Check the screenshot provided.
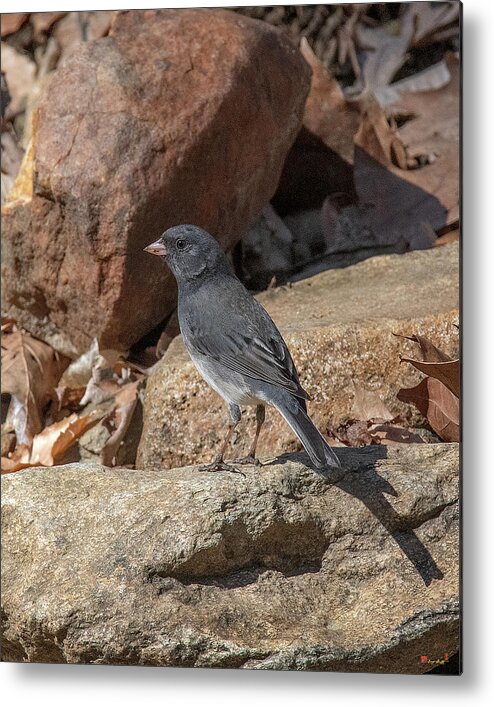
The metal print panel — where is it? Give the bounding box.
[1,2,461,674]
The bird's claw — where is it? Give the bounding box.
[230,455,261,467]
[197,460,246,477]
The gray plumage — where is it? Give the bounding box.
[144,224,340,472]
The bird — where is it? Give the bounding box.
[144,224,341,474]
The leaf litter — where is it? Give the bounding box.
[1,323,146,474]
[395,329,460,443]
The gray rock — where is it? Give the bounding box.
[2,443,459,670]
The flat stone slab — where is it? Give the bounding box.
[137,244,459,469]
[2,443,459,671]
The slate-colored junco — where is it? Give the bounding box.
[144,224,340,474]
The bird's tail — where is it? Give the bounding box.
[275,399,341,470]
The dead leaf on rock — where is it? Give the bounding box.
[369,422,425,444]
[353,100,443,249]
[1,330,70,446]
[355,10,415,96]
[351,384,394,422]
[352,53,459,250]
[1,411,101,473]
[400,358,460,398]
[393,332,451,363]
[375,57,453,107]
[435,227,460,248]
[328,419,376,448]
[397,377,459,442]
[396,327,459,443]
[354,94,408,169]
[60,338,124,389]
[353,2,459,99]
[327,416,425,448]
[31,411,100,466]
[79,373,121,407]
[100,381,141,466]
[54,385,86,412]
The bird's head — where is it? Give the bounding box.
[144,224,230,283]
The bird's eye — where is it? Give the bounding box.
[176,238,186,251]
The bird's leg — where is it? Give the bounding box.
[198,404,245,475]
[232,404,265,466]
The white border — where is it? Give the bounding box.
[2,0,493,703]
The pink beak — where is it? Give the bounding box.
[144,239,167,257]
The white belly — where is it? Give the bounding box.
[189,350,264,408]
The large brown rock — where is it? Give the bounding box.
[1,8,310,358]
[1,444,459,669]
[137,244,459,470]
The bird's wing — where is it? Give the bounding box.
[187,324,311,401]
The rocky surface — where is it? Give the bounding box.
[1,8,310,358]
[137,244,459,470]
[1,443,459,670]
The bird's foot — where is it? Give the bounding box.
[197,459,246,477]
[230,455,261,467]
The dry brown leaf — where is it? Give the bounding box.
[395,330,459,398]
[355,10,416,94]
[327,417,425,448]
[351,384,394,422]
[1,411,101,473]
[435,228,460,247]
[1,330,70,446]
[1,444,38,473]
[389,52,460,222]
[354,3,459,96]
[375,58,452,107]
[354,101,445,239]
[328,419,376,448]
[79,375,121,406]
[31,412,100,466]
[352,53,459,248]
[368,422,425,445]
[400,358,460,398]
[397,377,459,442]
[100,381,141,466]
[54,385,86,412]
[393,332,451,363]
[354,94,408,168]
